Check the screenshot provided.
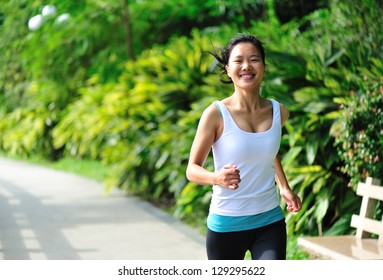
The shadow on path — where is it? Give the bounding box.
[0,158,206,260]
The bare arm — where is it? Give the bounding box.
[275,154,302,212]
[186,104,240,190]
[275,102,302,212]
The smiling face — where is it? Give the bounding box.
[225,42,266,92]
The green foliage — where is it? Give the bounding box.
[109,31,218,201]
[52,79,128,159]
[0,0,36,111]
[51,30,218,207]
[332,65,383,189]
[0,80,62,158]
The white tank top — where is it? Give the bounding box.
[210,99,281,216]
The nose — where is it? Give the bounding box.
[242,61,252,70]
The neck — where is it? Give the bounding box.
[231,87,264,111]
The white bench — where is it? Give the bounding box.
[298,177,383,259]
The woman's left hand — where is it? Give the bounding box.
[280,188,302,212]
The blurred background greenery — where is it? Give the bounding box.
[1,0,382,259]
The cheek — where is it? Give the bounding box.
[226,64,239,74]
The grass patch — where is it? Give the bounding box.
[43,157,110,182]
[0,151,109,182]
[287,236,311,260]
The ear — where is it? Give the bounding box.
[225,65,230,77]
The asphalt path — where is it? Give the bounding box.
[0,157,206,260]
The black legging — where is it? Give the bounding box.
[206,219,286,260]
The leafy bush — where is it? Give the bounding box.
[52,30,218,206]
[109,31,219,201]
[332,61,383,189]
[0,80,62,159]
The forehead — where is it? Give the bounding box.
[229,42,261,58]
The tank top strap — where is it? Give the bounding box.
[213,101,223,118]
[213,100,235,130]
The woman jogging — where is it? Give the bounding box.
[186,34,302,260]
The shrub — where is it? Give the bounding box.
[333,77,383,189]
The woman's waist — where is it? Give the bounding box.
[209,188,279,216]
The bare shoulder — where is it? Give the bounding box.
[279,102,290,126]
[197,102,222,132]
[198,102,223,142]
[200,102,221,123]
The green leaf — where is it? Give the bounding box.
[306,141,318,165]
[315,197,329,224]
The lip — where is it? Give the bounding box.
[239,73,255,79]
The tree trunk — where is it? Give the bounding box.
[121,0,136,60]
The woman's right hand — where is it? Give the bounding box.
[216,164,241,190]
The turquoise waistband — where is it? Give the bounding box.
[207,206,284,233]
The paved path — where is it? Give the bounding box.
[0,157,206,260]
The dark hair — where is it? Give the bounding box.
[209,34,266,84]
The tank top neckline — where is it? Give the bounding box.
[216,99,276,135]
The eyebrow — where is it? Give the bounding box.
[232,54,261,59]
